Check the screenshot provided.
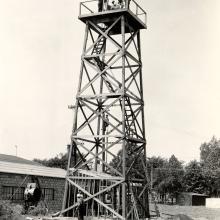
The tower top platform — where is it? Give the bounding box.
[79,0,147,34]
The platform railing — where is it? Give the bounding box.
[129,0,147,25]
[79,0,147,26]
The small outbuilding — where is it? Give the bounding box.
[0,154,66,212]
[177,192,208,206]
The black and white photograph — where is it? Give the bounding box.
[0,0,220,219]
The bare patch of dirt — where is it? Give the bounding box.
[150,204,220,220]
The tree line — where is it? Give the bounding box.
[147,136,220,202]
[33,136,220,202]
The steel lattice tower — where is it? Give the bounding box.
[61,1,149,219]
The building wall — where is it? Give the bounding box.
[206,198,220,208]
[192,195,206,206]
[177,193,207,206]
[176,193,192,206]
[0,172,65,213]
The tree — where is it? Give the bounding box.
[200,136,220,197]
[200,136,220,169]
[110,152,184,204]
[146,156,168,189]
[183,160,208,194]
[33,149,83,170]
[168,155,183,170]
[33,153,68,169]
[147,155,184,204]
[147,156,168,170]
[156,155,184,203]
[202,168,220,197]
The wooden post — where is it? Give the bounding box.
[121,15,127,219]
[61,144,72,214]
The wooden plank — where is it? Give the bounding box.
[78,9,147,32]
[81,2,94,14]
[72,134,123,138]
[80,99,123,134]
[70,137,123,172]
[74,138,123,177]
[73,97,121,136]
[69,176,123,180]
[77,93,122,99]
[78,54,122,96]
[85,16,122,55]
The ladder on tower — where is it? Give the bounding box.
[92,36,138,139]
[124,97,137,137]
[92,34,106,55]
[94,58,137,138]
[92,35,115,91]
[94,57,115,93]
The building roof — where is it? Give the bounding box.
[179,192,208,197]
[0,154,66,179]
[0,154,42,166]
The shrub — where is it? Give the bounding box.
[0,200,25,220]
[27,201,48,216]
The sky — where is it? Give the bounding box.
[0,0,220,163]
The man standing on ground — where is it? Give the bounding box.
[77,192,85,220]
[98,0,103,11]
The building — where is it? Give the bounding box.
[177,192,208,206]
[206,198,220,208]
[0,154,66,212]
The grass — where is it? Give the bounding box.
[150,203,220,220]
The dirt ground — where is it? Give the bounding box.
[15,204,220,220]
[151,204,220,220]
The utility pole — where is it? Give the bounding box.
[15,145,18,157]
[151,166,154,190]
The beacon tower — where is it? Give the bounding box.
[61,1,148,219]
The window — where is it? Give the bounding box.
[2,186,25,201]
[42,188,54,201]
